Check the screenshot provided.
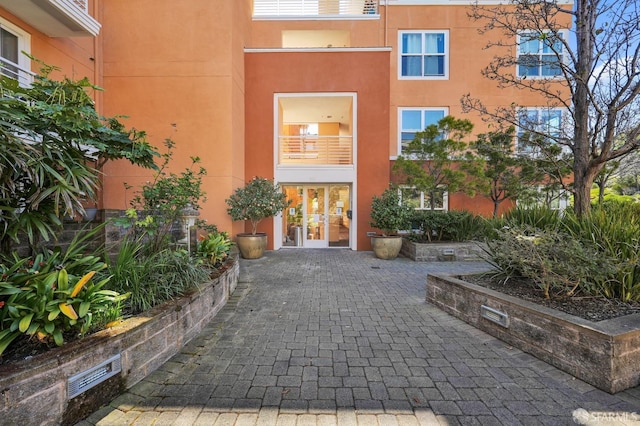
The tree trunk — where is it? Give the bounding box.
[572,0,596,218]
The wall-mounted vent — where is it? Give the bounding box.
[481,305,509,328]
[68,354,121,399]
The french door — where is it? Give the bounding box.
[282,185,351,248]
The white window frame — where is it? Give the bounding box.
[0,19,31,86]
[400,186,449,212]
[516,107,565,155]
[516,30,567,79]
[397,107,448,156]
[398,30,449,80]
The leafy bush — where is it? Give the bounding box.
[0,225,126,355]
[0,61,157,255]
[196,231,233,268]
[122,139,207,253]
[369,187,412,236]
[408,210,488,242]
[226,177,290,235]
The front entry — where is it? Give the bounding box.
[282,185,351,248]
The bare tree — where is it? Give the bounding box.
[462,0,640,217]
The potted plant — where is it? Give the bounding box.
[369,186,412,259]
[226,177,290,259]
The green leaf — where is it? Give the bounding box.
[19,313,34,333]
[78,301,90,318]
[44,322,54,334]
[53,329,63,346]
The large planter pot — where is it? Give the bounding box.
[236,233,267,259]
[371,235,403,260]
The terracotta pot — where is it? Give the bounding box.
[236,233,267,259]
[371,235,403,260]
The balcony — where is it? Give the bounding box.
[0,0,101,37]
[0,57,35,87]
[254,0,378,18]
[279,135,353,166]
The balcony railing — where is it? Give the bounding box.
[0,0,100,37]
[0,57,35,87]
[279,135,353,165]
[73,0,88,12]
[254,0,378,17]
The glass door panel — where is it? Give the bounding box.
[305,187,327,248]
[328,185,350,247]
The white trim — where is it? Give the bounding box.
[516,106,568,154]
[273,92,358,250]
[398,30,449,80]
[396,106,449,156]
[245,47,392,53]
[253,15,380,21]
[516,29,568,79]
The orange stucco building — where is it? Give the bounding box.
[0,0,569,251]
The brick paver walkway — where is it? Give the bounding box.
[79,250,640,425]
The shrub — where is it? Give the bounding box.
[226,177,290,235]
[105,243,210,315]
[0,225,126,355]
[408,210,488,242]
[122,139,207,253]
[502,205,562,230]
[196,231,233,268]
[561,205,640,301]
[369,187,412,236]
[486,225,618,299]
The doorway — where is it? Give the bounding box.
[282,184,351,248]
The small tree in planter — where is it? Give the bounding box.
[369,187,412,259]
[226,177,290,259]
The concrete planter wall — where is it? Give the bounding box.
[0,258,239,425]
[426,273,640,394]
[401,239,486,261]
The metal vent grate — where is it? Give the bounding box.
[68,354,121,399]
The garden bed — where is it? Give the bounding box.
[401,239,486,261]
[426,273,640,394]
[0,257,239,426]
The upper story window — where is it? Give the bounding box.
[517,31,564,78]
[0,20,32,86]
[399,31,448,79]
[517,108,563,154]
[398,107,447,155]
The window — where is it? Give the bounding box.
[517,108,563,154]
[398,107,447,154]
[517,31,564,77]
[399,31,448,79]
[400,187,448,211]
[517,187,569,211]
[0,20,31,85]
